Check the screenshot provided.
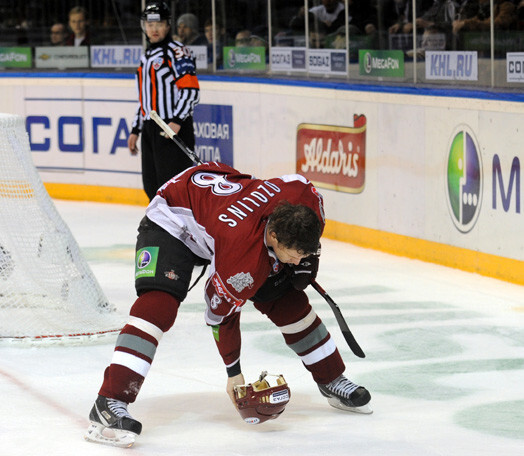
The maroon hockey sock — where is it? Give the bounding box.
[130,290,180,332]
[254,290,345,385]
[99,291,180,403]
[303,349,345,385]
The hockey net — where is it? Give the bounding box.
[0,113,124,346]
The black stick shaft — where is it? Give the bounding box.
[311,279,366,358]
[150,110,203,165]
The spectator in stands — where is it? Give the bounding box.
[328,25,346,49]
[250,34,268,48]
[400,0,460,55]
[65,6,91,46]
[384,0,434,35]
[235,29,253,47]
[234,29,268,60]
[176,13,207,45]
[49,22,68,46]
[453,0,517,35]
[294,0,377,37]
[290,0,345,34]
[415,0,460,36]
[309,22,328,48]
[518,0,524,29]
[204,18,226,66]
[346,0,378,36]
[321,0,377,49]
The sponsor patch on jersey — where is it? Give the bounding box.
[135,247,159,279]
[226,272,254,293]
[153,57,163,70]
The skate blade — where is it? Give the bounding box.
[327,397,373,414]
[84,422,138,448]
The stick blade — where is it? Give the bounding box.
[342,330,366,358]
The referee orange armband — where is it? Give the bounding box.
[176,74,200,89]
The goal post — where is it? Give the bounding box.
[0,113,124,345]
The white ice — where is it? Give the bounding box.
[1,200,523,456]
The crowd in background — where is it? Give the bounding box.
[1,0,523,58]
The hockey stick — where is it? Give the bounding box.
[310,279,366,358]
[149,110,203,165]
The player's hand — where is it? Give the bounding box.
[128,133,139,155]
[290,244,321,291]
[226,373,245,408]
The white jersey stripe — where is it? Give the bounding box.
[300,337,337,366]
[278,308,317,334]
[128,316,163,343]
[111,351,152,377]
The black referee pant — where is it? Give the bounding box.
[140,116,195,201]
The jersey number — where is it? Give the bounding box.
[192,172,242,195]
[173,47,193,60]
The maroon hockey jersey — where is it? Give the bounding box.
[145,162,325,368]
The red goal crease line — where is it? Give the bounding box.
[0,327,123,346]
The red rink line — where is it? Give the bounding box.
[0,366,150,452]
[0,366,87,428]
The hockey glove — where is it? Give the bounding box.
[290,245,320,291]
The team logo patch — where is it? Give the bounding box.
[135,247,159,279]
[164,270,179,280]
[153,57,163,70]
[227,272,254,293]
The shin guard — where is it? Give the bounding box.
[99,290,180,403]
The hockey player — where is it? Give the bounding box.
[85,162,372,447]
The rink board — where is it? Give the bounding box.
[0,73,522,284]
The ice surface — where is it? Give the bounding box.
[1,200,523,455]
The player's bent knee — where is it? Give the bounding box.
[254,288,310,326]
[130,290,180,332]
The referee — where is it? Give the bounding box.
[128,1,200,201]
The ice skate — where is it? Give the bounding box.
[318,375,373,414]
[84,395,142,448]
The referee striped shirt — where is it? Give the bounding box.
[131,39,200,134]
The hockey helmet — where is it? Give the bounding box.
[141,1,171,23]
[234,371,290,425]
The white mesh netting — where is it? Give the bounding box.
[0,113,124,345]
